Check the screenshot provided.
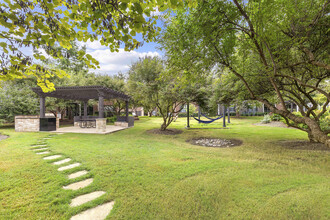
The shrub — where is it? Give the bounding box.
[107,116,117,123]
[261,114,271,123]
[270,113,282,121]
[178,112,198,117]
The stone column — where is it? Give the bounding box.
[84,101,88,117]
[125,100,129,122]
[98,95,104,118]
[40,96,45,118]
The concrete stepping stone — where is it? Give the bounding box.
[43,155,62,160]
[32,148,48,151]
[68,170,89,179]
[53,158,71,165]
[31,144,47,147]
[58,163,81,171]
[70,201,114,220]
[36,151,50,155]
[70,191,106,207]
[63,178,93,190]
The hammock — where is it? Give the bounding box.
[192,115,223,124]
[201,113,222,120]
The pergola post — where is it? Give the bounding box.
[125,100,129,122]
[98,95,104,118]
[84,101,88,117]
[39,96,45,118]
[187,101,190,128]
[223,105,226,127]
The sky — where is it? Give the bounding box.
[79,39,162,75]
[74,7,165,76]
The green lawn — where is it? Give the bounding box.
[0,117,329,219]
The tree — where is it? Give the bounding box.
[0,79,38,122]
[128,56,189,130]
[86,73,127,116]
[0,0,195,91]
[160,0,330,147]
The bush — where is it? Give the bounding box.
[261,114,271,123]
[107,116,117,123]
[270,113,282,121]
[178,112,198,117]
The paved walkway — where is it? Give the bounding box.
[52,125,127,134]
[30,134,114,219]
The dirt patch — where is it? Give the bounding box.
[188,138,242,148]
[147,128,183,135]
[0,134,8,141]
[253,121,296,129]
[277,140,329,151]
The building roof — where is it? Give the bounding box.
[32,86,130,101]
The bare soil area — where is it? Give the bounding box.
[0,134,9,141]
[277,140,329,151]
[253,121,296,129]
[147,128,183,135]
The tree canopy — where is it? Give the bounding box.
[160,0,330,146]
[0,0,195,91]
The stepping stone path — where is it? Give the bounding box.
[58,163,81,171]
[36,151,50,155]
[44,155,62,160]
[31,144,47,147]
[63,178,93,190]
[32,147,48,151]
[30,134,114,219]
[53,158,71,165]
[70,191,106,207]
[71,201,115,220]
[68,170,88,179]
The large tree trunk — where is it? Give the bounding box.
[304,117,330,147]
[262,100,330,147]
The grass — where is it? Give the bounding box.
[0,117,329,219]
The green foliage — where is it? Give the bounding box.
[0,0,195,91]
[161,0,330,145]
[106,116,117,124]
[177,112,198,118]
[270,113,282,121]
[0,79,38,122]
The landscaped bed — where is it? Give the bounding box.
[0,117,329,219]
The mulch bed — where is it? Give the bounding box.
[147,128,183,135]
[253,121,296,129]
[277,140,329,151]
[188,137,243,148]
[0,134,9,141]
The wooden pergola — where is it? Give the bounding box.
[32,86,130,121]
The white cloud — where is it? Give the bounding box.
[85,46,160,75]
[79,39,106,50]
[79,39,160,74]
